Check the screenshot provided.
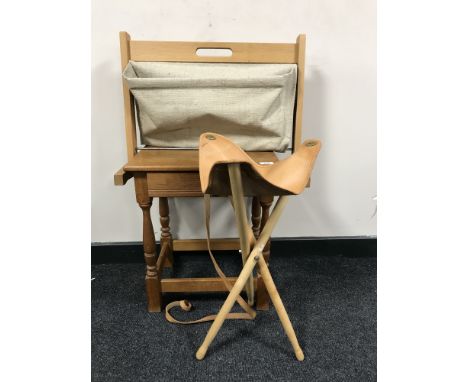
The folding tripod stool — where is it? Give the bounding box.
[196,132,321,361]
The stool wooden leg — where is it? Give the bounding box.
[135,174,162,312]
[196,196,290,360]
[257,195,274,310]
[198,251,304,361]
[228,164,255,306]
[257,255,304,361]
[159,197,173,268]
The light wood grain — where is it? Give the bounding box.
[195,196,304,360]
[293,34,306,152]
[258,255,304,361]
[119,32,138,159]
[228,164,255,305]
[129,40,297,63]
[196,251,260,360]
[196,196,289,360]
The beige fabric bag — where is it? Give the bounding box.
[122,61,297,152]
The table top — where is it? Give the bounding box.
[123,149,279,172]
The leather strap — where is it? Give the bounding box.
[165,195,256,324]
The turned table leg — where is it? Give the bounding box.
[252,196,267,309]
[135,174,162,312]
[251,197,261,239]
[256,195,274,310]
[260,196,274,262]
[159,197,174,268]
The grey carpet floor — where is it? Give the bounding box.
[92,249,376,381]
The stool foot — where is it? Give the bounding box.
[295,348,305,361]
[195,347,207,360]
[195,252,260,360]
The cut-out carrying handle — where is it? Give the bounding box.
[196,47,233,57]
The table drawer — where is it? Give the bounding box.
[147,172,203,196]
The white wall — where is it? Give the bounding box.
[91,0,376,243]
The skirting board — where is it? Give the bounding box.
[91,237,376,264]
